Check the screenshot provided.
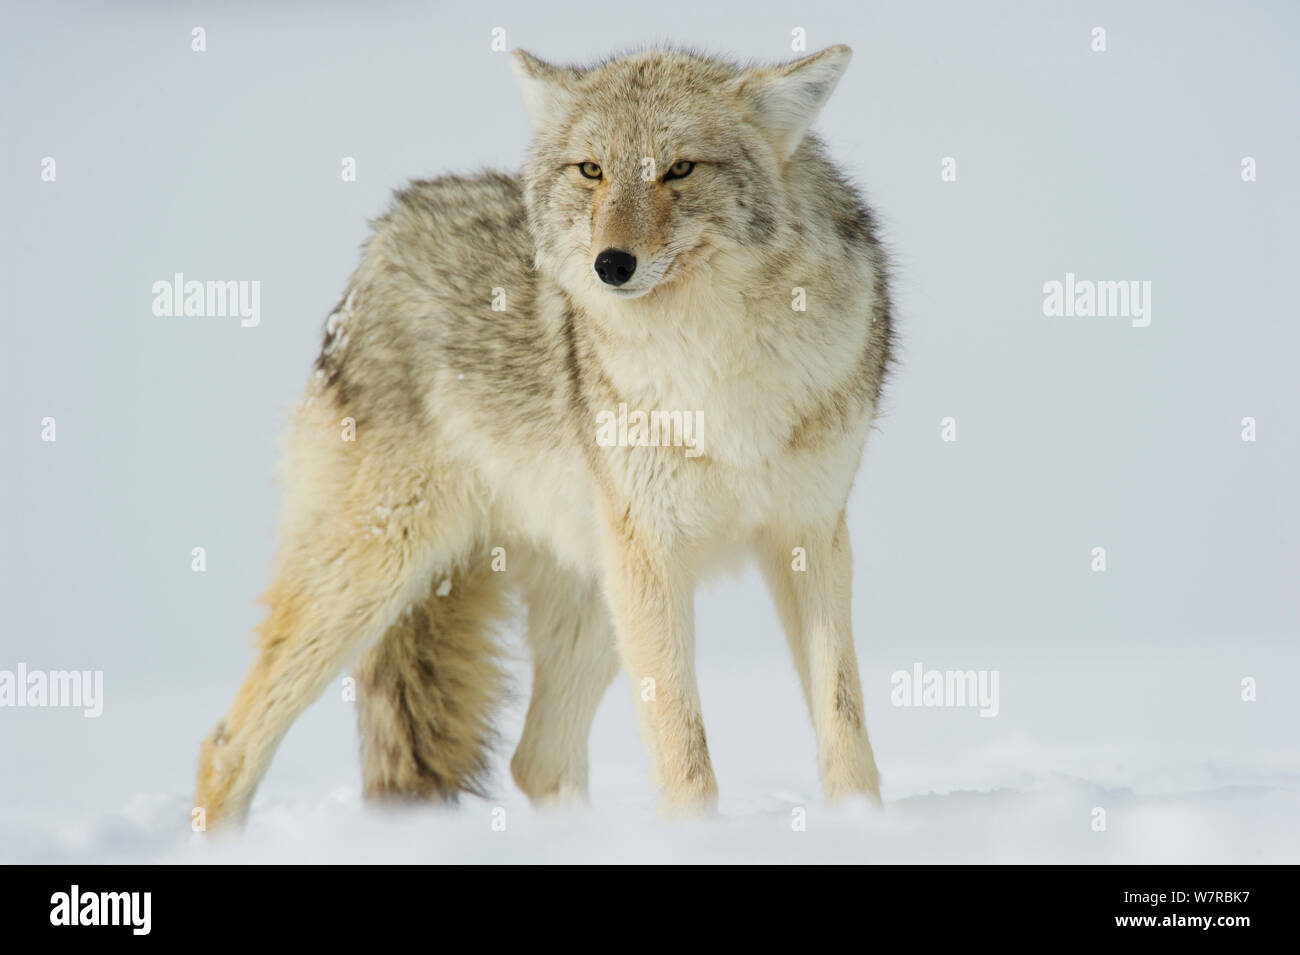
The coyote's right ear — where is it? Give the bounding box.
[510,50,574,131]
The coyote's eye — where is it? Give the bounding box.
[664,160,695,181]
[578,161,602,180]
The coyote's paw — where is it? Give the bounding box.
[657,774,720,819]
[822,760,882,809]
[509,751,590,809]
[193,720,250,832]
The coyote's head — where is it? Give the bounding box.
[511,46,852,302]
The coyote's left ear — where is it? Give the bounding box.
[510,49,576,131]
[737,45,853,162]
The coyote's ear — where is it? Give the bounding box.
[737,44,852,162]
[510,49,574,131]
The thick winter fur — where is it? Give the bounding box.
[195,45,893,828]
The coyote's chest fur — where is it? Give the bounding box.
[479,271,878,578]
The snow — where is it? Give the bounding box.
[3,639,1297,864]
[6,764,1296,865]
[12,784,1300,867]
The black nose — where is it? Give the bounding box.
[594,248,637,286]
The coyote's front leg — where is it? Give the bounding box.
[760,512,881,804]
[599,503,717,813]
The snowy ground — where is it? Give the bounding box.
[8,779,1297,865]
[4,616,1297,864]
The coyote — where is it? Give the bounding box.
[195,44,893,827]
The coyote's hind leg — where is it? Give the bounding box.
[194,399,477,829]
[511,563,619,805]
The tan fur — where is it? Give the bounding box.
[195,45,893,828]
[195,388,488,826]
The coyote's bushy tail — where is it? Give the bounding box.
[354,562,507,801]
